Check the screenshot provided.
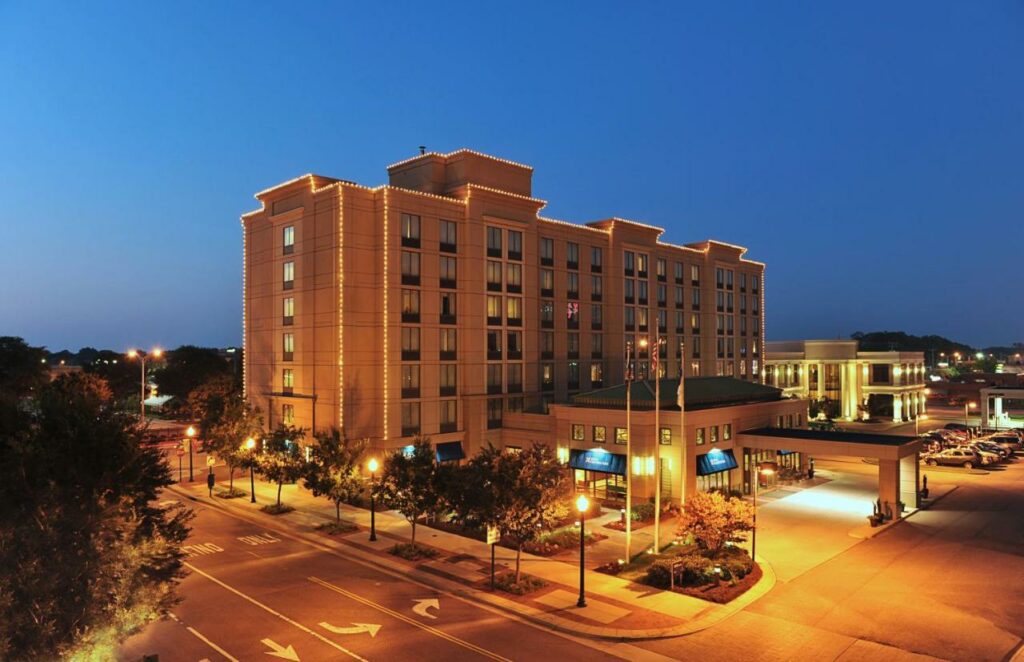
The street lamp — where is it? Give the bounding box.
[751,463,776,563]
[576,494,589,608]
[244,437,257,503]
[915,414,928,436]
[367,458,379,542]
[186,425,196,482]
[965,402,976,428]
[127,348,162,423]
[624,338,637,563]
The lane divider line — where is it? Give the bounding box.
[183,562,369,662]
[308,576,511,662]
[169,612,240,662]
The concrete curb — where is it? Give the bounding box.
[171,485,775,641]
[849,485,961,540]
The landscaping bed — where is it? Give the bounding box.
[490,571,548,596]
[260,503,295,515]
[215,487,248,499]
[421,517,605,556]
[389,542,441,561]
[314,520,359,535]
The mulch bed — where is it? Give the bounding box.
[603,519,654,532]
[676,563,763,603]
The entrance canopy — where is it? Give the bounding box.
[569,448,627,475]
[697,448,739,476]
[738,427,921,460]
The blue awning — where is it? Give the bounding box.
[435,441,465,462]
[777,449,797,456]
[569,448,627,476]
[697,449,738,476]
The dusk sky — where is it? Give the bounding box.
[1,2,1021,351]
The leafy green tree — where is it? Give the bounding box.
[375,438,444,547]
[0,372,191,660]
[154,345,231,402]
[676,490,753,556]
[82,349,140,403]
[204,397,263,492]
[304,428,367,522]
[187,374,238,432]
[257,424,307,507]
[0,336,48,398]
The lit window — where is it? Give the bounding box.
[660,427,672,445]
[572,424,585,441]
[283,226,295,253]
[282,404,295,425]
[593,426,606,443]
[282,333,294,361]
[696,428,705,445]
[283,261,294,288]
[615,427,628,444]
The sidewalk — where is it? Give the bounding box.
[173,476,776,640]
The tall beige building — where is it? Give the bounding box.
[242,149,766,454]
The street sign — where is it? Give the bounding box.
[207,456,216,467]
[486,525,499,545]
[176,447,185,457]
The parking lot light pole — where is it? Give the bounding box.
[126,348,162,424]
[186,425,196,482]
[368,458,379,542]
[965,402,976,428]
[576,494,589,608]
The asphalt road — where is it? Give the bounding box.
[118,497,647,662]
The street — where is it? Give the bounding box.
[118,496,649,662]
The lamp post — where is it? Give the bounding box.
[576,494,589,608]
[186,425,196,482]
[652,336,664,554]
[126,348,162,424]
[751,463,775,563]
[368,458,379,542]
[678,339,687,508]
[244,437,257,503]
[915,414,927,437]
[624,339,636,563]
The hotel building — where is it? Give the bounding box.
[764,340,928,422]
[242,149,766,457]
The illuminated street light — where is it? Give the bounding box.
[576,494,590,608]
[126,348,163,424]
[186,425,197,482]
[751,463,776,563]
[368,457,380,542]
[965,402,977,428]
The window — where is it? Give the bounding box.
[283,225,295,254]
[624,250,635,275]
[660,427,672,445]
[401,365,420,398]
[401,402,420,436]
[506,297,522,325]
[401,213,420,247]
[593,426,607,443]
[567,332,579,358]
[636,253,648,276]
[591,304,603,329]
[401,289,420,322]
[624,306,635,329]
[675,310,685,333]
[591,275,602,300]
[692,289,701,309]
[567,272,579,298]
[486,226,502,257]
[566,242,579,269]
[590,362,603,385]
[691,313,700,333]
[440,364,457,396]
[282,404,295,425]
[487,330,502,360]
[591,246,603,272]
[486,295,502,325]
[568,361,580,389]
[401,328,420,360]
[439,255,457,288]
[638,281,648,304]
[487,261,503,291]
[507,363,523,393]
[752,276,760,293]
[487,364,502,394]
[625,279,635,303]
[487,398,503,429]
[283,297,295,325]
[508,230,522,260]
[716,268,725,289]
[572,424,585,441]
[282,333,294,361]
[283,261,294,289]
[506,263,522,293]
[540,237,554,265]
[440,329,457,359]
[440,400,457,432]
[541,363,554,390]
[710,425,719,443]
[657,310,667,332]
[753,295,760,314]
[696,427,705,445]
[540,269,554,295]
[615,427,628,444]
[401,251,420,285]
[540,300,554,327]
[656,258,667,280]
[541,331,554,358]
[657,284,667,307]
[636,308,648,331]
[440,292,456,323]
[440,220,457,252]
[507,331,522,359]
[675,286,684,307]
[566,302,579,328]
[723,423,732,440]
[739,273,747,291]
[591,333,603,357]
[282,368,294,394]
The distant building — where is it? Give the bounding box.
[242,149,766,456]
[765,340,927,422]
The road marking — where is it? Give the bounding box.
[183,542,224,557]
[309,576,510,662]
[168,612,239,662]
[184,563,368,662]
[238,533,282,546]
[319,622,382,638]
[261,638,299,660]
[412,598,439,619]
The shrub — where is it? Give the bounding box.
[644,559,676,589]
[315,520,359,535]
[678,553,716,585]
[260,503,295,515]
[493,572,547,595]
[215,487,247,499]
[389,543,440,561]
[630,502,656,522]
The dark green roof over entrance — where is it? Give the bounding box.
[571,377,784,411]
[740,427,917,447]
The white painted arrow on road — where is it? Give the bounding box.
[261,638,299,660]
[412,598,440,619]
[318,622,382,638]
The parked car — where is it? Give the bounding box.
[979,437,1019,454]
[923,447,983,469]
[944,423,972,433]
[987,433,1023,450]
[970,441,1011,461]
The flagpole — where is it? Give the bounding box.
[625,339,633,563]
[678,339,687,507]
[653,336,662,554]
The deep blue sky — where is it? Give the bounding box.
[2,2,1022,351]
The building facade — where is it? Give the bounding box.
[242,149,766,454]
[764,340,927,422]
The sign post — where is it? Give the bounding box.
[486,526,499,590]
[176,446,184,483]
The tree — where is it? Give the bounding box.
[187,374,238,432]
[490,443,570,583]
[304,428,366,522]
[153,346,231,402]
[204,397,262,492]
[374,438,444,547]
[0,336,48,398]
[676,490,754,556]
[0,372,191,660]
[257,424,307,507]
[82,350,140,403]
